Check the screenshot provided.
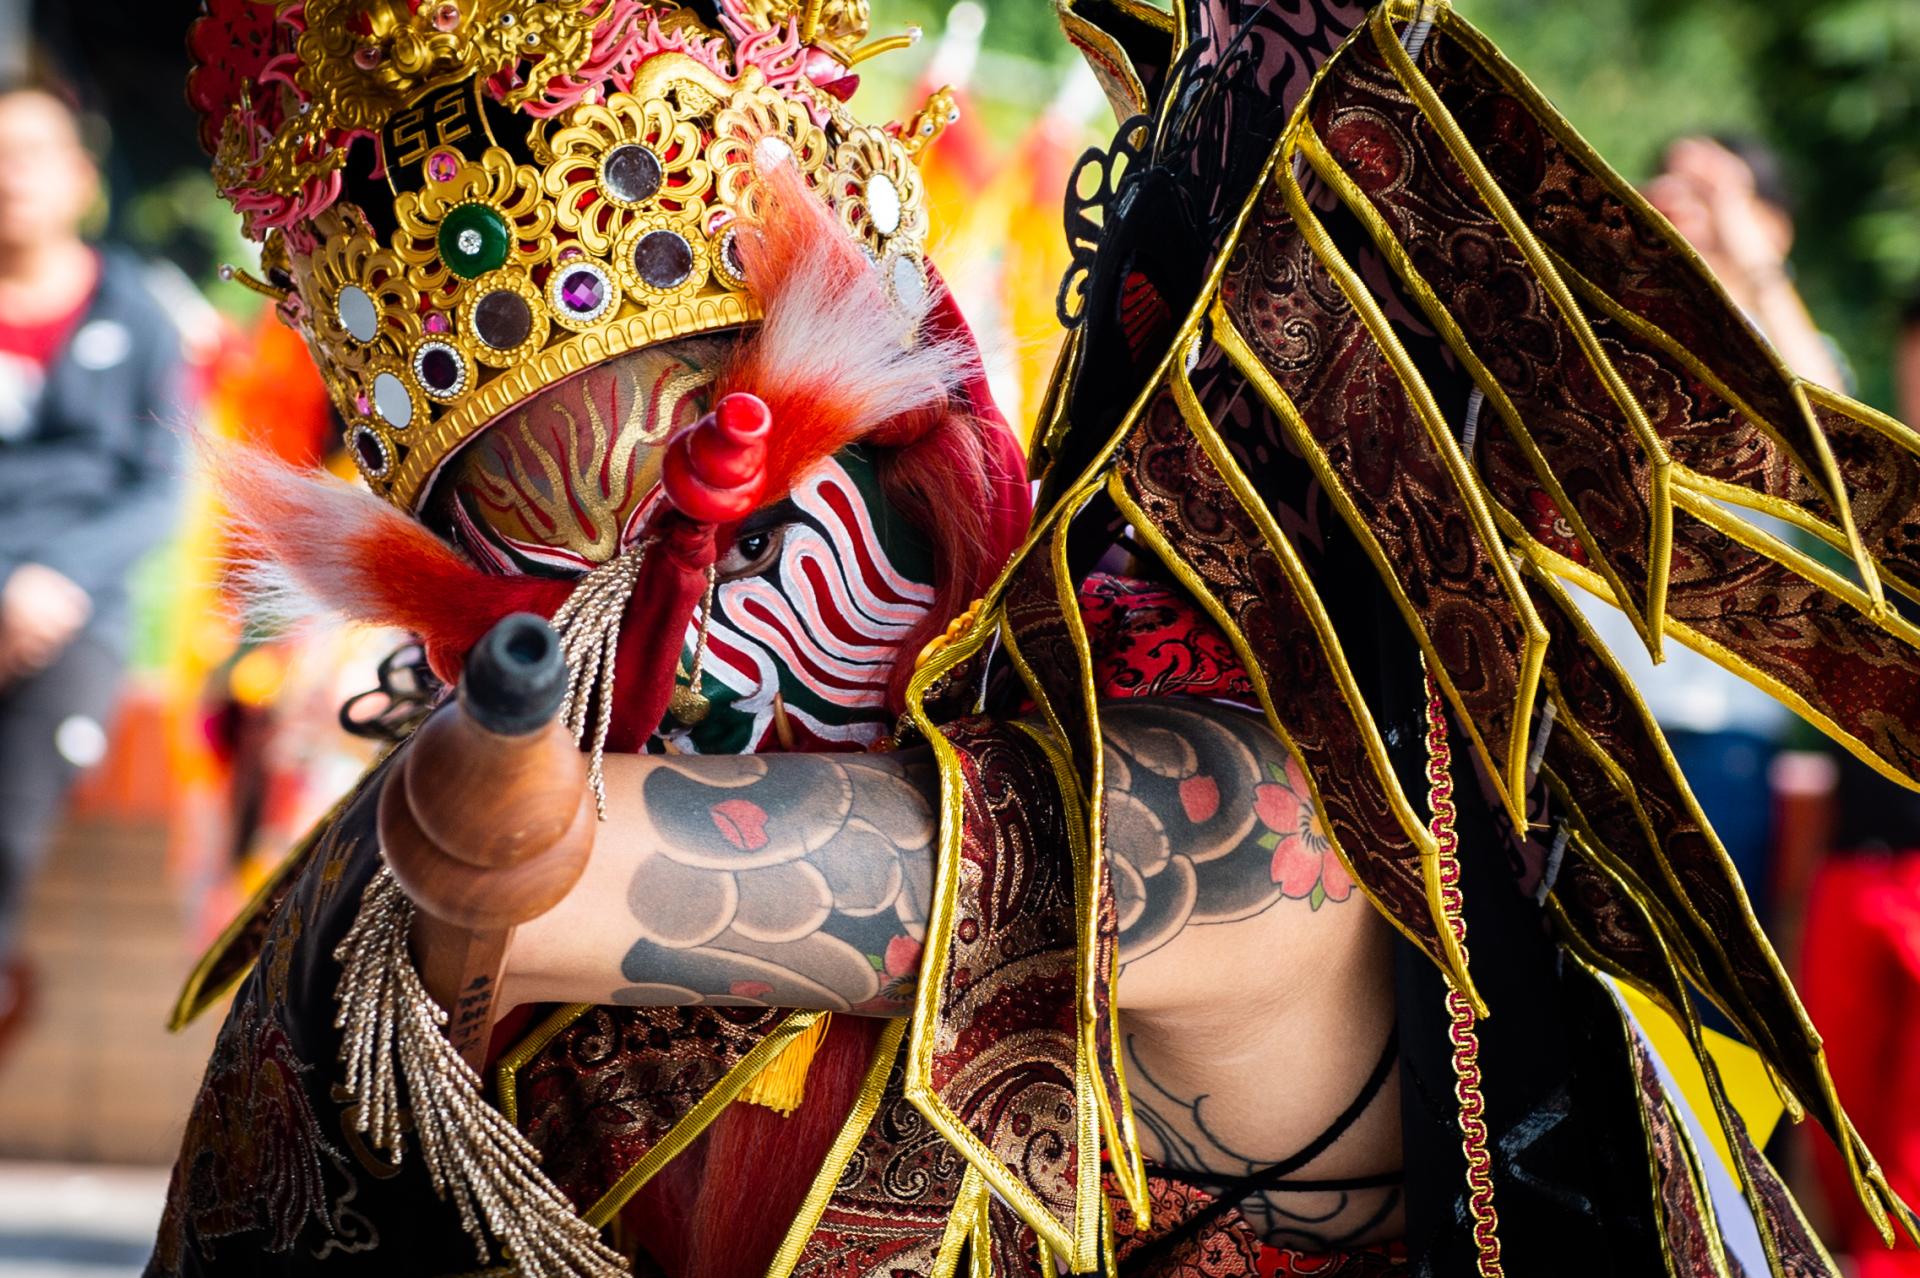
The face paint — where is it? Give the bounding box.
[664,447,935,754]
[445,338,725,575]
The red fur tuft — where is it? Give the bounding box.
[718,158,965,507]
[207,440,571,680]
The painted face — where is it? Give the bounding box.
[663,447,936,755]
[445,339,725,575]
[444,341,937,753]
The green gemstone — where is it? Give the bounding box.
[437,204,511,280]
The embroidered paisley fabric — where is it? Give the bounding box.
[962,0,1920,1265]
[150,760,482,1277]
[147,573,1261,1277]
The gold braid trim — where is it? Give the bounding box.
[1422,666,1503,1274]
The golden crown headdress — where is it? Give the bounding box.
[189,0,955,511]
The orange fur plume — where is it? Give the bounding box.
[716,153,968,504]
[208,441,570,679]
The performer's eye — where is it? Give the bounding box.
[716,524,785,579]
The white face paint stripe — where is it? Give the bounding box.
[728,578,894,698]
[707,580,891,700]
[697,617,782,707]
[787,538,921,641]
[792,466,936,618]
[781,531,920,652]
[690,456,937,726]
[781,699,889,746]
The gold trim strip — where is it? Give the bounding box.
[167,821,325,1031]
[1016,717,1148,1224]
[1421,4,1880,615]
[1504,512,1920,797]
[1542,691,1807,1083]
[1535,677,1912,1243]
[1672,487,1920,651]
[581,1008,827,1227]
[494,1002,593,1124]
[1251,146,1547,819]
[169,760,392,1031]
[1289,119,1648,666]
[1806,380,1920,458]
[1036,479,1147,1221]
[1017,10,1377,577]
[931,1165,991,1278]
[763,1017,910,1278]
[1370,9,1676,651]
[1056,0,1153,119]
[998,598,1071,769]
[1668,469,1920,610]
[902,618,1091,1264]
[1545,250,1830,491]
[970,1189,995,1278]
[1163,353,1489,1005]
[1564,851,1860,1266]
[1541,786,1762,1063]
[1106,468,1476,1005]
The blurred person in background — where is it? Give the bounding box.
[1647,135,1847,391]
[1582,133,1839,933]
[0,77,185,1056]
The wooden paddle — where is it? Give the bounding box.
[379,613,593,1070]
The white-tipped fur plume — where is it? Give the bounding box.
[723,156,975,488]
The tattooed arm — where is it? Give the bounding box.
[502,700,1358,1014]
[504,746,940,1013]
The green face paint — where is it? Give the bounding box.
[662,447,935,754]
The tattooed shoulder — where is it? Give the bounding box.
[1102,699,1351,970]
[603,699,1339,1013]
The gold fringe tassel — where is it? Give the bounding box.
[333,869,628,1278]
[737,1011,833,1115]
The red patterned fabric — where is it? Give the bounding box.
[1105,1169,1406,1277]
[1078,572,1260,705]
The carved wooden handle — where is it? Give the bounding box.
[378,614,593,1069]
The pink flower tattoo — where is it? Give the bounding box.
[1252,753,1352,910]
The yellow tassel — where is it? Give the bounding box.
[738,1014,832,1116]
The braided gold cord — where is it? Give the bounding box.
[551,537,652,816]
[1423,668,1504,1274]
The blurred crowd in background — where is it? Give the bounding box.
[0,0,1916,1273]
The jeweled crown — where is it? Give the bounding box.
[189,0,953,510]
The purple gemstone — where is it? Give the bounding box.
[425,311,450,334]
[352,428,387,474]
[418,345,460,392]
[559,268,605,314]
[426,149,459,183]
